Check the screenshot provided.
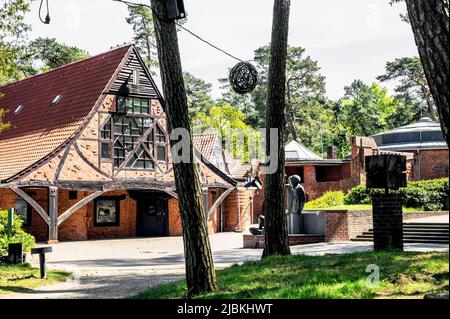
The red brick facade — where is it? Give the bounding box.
[413,149,449,180]
[0,46,255,242]
[0,187,254,241]
[324,211,349,242]
[253,135,449,219]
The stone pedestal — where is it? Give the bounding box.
[372,195,403,251]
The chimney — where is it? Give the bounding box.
[327,145,337,159]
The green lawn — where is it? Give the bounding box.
[135,252,449,299]
[0,262,71,294]
[304,204,420,212]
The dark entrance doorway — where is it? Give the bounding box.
[131,192,169,237]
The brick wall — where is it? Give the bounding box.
[417,149,449,180]
[0,188,50,241]
[1,185,251,240]
[347,210,373,240]
[0,188,17,210]
[168,197,183,236]
[162,188,255,236]
[58,190,90,241]
[324,211,349,242]
[372,195,403,251]
[222,188,254,232]
[87,190,137,240]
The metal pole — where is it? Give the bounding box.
[39,253,47,279]
[7,208,14,240]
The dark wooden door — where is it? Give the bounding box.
[136,196,168,237]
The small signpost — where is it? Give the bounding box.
[31,247,53,279]
[7,208,14,240]
[6,208,25,264]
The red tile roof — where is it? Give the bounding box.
[192,133,221,161]
[0,44,133,181]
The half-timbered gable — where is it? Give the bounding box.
[0,45,254,242]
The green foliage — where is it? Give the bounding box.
[136,251,449,299]
[1,99,11,134]
[193,102,262,162]
[338,80,400,136]
[1,1,89,85]
[344,178,449,211]
[0,0,31,84]
[0,263,71,294]
[26,37,89,71]
[0,210,35,256]
[304,191,345,209]
[402,179,449,211]
[184,72,214,119]
[220,45,331,157]
[125,5,158,74]
[344,185,376,205]
[377,56,436,123]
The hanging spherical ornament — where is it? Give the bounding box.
[229,61,259,94]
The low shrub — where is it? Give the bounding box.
[0,210,35,256]
[344,178,449,211]
[305,191,345,209]
[402,179,449,211]
[343,185,374,205]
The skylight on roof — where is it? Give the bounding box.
[51,95,63,106]
[14,105,24,115]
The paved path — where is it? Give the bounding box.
[405,214,449,224]
[1,232,448,299]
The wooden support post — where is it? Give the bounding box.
[48,187,59,243]
[207,188,234,221]
[11,187,50,225]
[57,191,104,226]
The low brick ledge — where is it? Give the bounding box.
[403,211,449,220]
[243,234,324,249]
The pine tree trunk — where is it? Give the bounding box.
[406,0,449,145]
[263,0,291,257]
[150,0,218,296]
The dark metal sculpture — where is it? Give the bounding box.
[229,61,259,94]
[365,154,407,192]
[249,216,265,236]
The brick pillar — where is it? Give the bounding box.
[372,195,403,251]
[303,166,316,183]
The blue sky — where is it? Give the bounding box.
[25,0,419,99]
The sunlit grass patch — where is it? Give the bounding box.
[0,262,71,294]
[135,251,448,299]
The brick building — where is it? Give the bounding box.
[372,117,449,180]
[253,118,448,221]
[0,45,254,242]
